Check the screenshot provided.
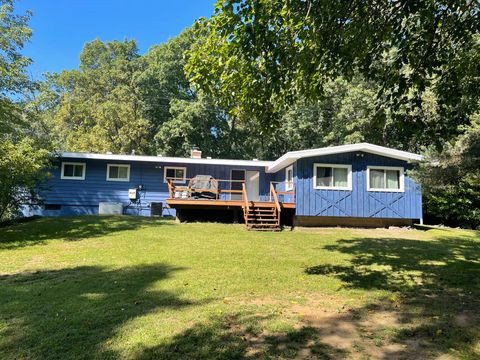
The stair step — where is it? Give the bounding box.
[247,217,278,222]
[244,202,281,230]
[246,215,276,219]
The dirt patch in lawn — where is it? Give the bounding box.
[231,293,480,359]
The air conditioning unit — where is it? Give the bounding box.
[99,202,123,215]
[150,202,163,216]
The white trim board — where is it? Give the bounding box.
[266,143,423,173]
[313,163,352,191]
[106,163,131,182]
[164,166,187,184]
[285,165,294,191]
[60,162,86,180]
[56,143,423,174]
[59,152,273,167]
[366,166,405,192]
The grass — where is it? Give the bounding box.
[0,216,479,359]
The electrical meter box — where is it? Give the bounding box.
[128,188,138,200]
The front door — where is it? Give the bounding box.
[246,170,260,201]
[230,169,245,200]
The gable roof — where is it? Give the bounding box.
[265,143,423,173]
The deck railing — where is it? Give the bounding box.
[270,183,281,215]
[167,177,295,204]
[167,178,247,201]
[241,182,249,213]
[269,181,295,204]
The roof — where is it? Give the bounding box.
[266,143,423,173]
[58,143,423,173]
[58,152,274,168]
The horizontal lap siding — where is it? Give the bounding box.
[296,152,422,219]
[35,159,272,216]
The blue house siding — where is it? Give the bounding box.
[295,152,422,219]
[31,158,273,217]
[25,145,423,223]
[271,163,296,203]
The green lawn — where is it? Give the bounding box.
[1,216,479,359]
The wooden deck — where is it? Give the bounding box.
[166,198,295,209]
[166,177,295,230]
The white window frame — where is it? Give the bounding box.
[164,166,187,184]
[313,163,352,191]
[106,163,131,182]
[285,165,294,191]
[367,166,405,192]
[61,162,86,180]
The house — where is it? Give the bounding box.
[25,143,423,230]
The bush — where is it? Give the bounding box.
[0,137,51,220]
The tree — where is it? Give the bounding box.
[0,0,52,221]
[155,92,230,157]
[412,112,480,228]
[139,28,197,134]
[0,0,33,134]
[39,39,151,154]
[187,0,480,143]
[0,138,51,220]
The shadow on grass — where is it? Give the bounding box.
[305,234,480,358]
[0,216,175,250]
[134,314,345,360]
[0,264,346,360]
[0,263,200,359]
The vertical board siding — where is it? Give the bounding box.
[271,163,296,203]
[31,158,273,217]
[296,152,422,219]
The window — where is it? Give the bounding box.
[61,162,86,180]
[106,164,130,182]
[313,164,352,190]
[164,166,186,183]
[367,166,404,192]
[285,165,294,191]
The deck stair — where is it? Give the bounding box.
[241,183,282,231]
[244,202,280,231]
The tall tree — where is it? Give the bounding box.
[413,112,480,228]
[39,39,151,154]
[0,0,51,220]
[187,0,480,144]
[0,0,32,135]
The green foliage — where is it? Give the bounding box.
[187,0,480,141]
[0,0,33,135]
[37,28,233,157]
[0,137,50,220]
[0,0,52,221]
[0,0,32,96]
[413,113,480,228]
[155,93,229,157]
[37,39,151,154]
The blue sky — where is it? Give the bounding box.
[14,0,215,80]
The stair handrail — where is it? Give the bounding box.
[270,183,281,214]
[241,182,249,212]
[167,179,175,198]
